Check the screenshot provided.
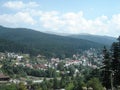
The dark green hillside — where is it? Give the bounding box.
[69,34,116,46]
[0,38,37,55]
[0,25,104,58]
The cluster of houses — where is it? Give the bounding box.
[0,49,103,71]
[0,48,103,84]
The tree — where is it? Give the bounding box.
[57,62,64,71]
[46,68,57,77]
[87,78,104,90]
[18,82,27,90]
[111,36,120,87]
[60,76,66,88]
[69,65,75,76]
[6,84,17,90]
[65,82,74,90]
[0,84,17,90]
[41,82,47,90]
[53,78,59,89]
[102,46,111,89]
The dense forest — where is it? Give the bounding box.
[0,25,104,58]
[0,38,38,55]
[69,34,116,46]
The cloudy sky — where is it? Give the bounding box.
[0,0,120,37]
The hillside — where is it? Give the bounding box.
[68,34,116,46]
[0,38,37,55]
[0,25,104,58]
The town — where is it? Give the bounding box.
[0,48,103,90]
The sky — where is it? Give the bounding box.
[0,0,120,37]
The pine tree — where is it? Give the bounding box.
[102,46,111,89]
[111,36,120,87]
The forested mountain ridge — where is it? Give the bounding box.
[0,25,104,58]
[68,34,116,46]
[0,38,36,55]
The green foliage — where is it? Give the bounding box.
[68,65,75,76]
[1,61,27,77]
[0,38,37,56]
[18,82,27,90]
[45,68,57,77]
[0,25,103,58]
[31,83,43,90]
[87,78,104,90]
[69,34,116,46]
[74,76,87,90]
[100,36,120,89]
[101,46,111,89]
[111,36,120,87]
[87,68,101,80]
[1,59,58,78]
[65,82,74,90]
[57,62,65,71]
[41,82,47,90]
[53,77,60,89]
[0,84,17,90]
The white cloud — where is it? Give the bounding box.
[0,12,36,26]
[39,11,110,35]
[111,14,120,29]
[1,0,120,37]
[3,1,39,10]
[106,14,120,36]
[40,11,65,30]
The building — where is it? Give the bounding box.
[0,73,10,83]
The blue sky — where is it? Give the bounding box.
[0,0,120,37]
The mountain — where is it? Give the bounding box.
[68,34,116,46]
[0,25,104,58]
[0,38,36,55]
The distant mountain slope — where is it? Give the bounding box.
[0,25,104,58]
[0,38,36,54]
[68,34,116,46]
